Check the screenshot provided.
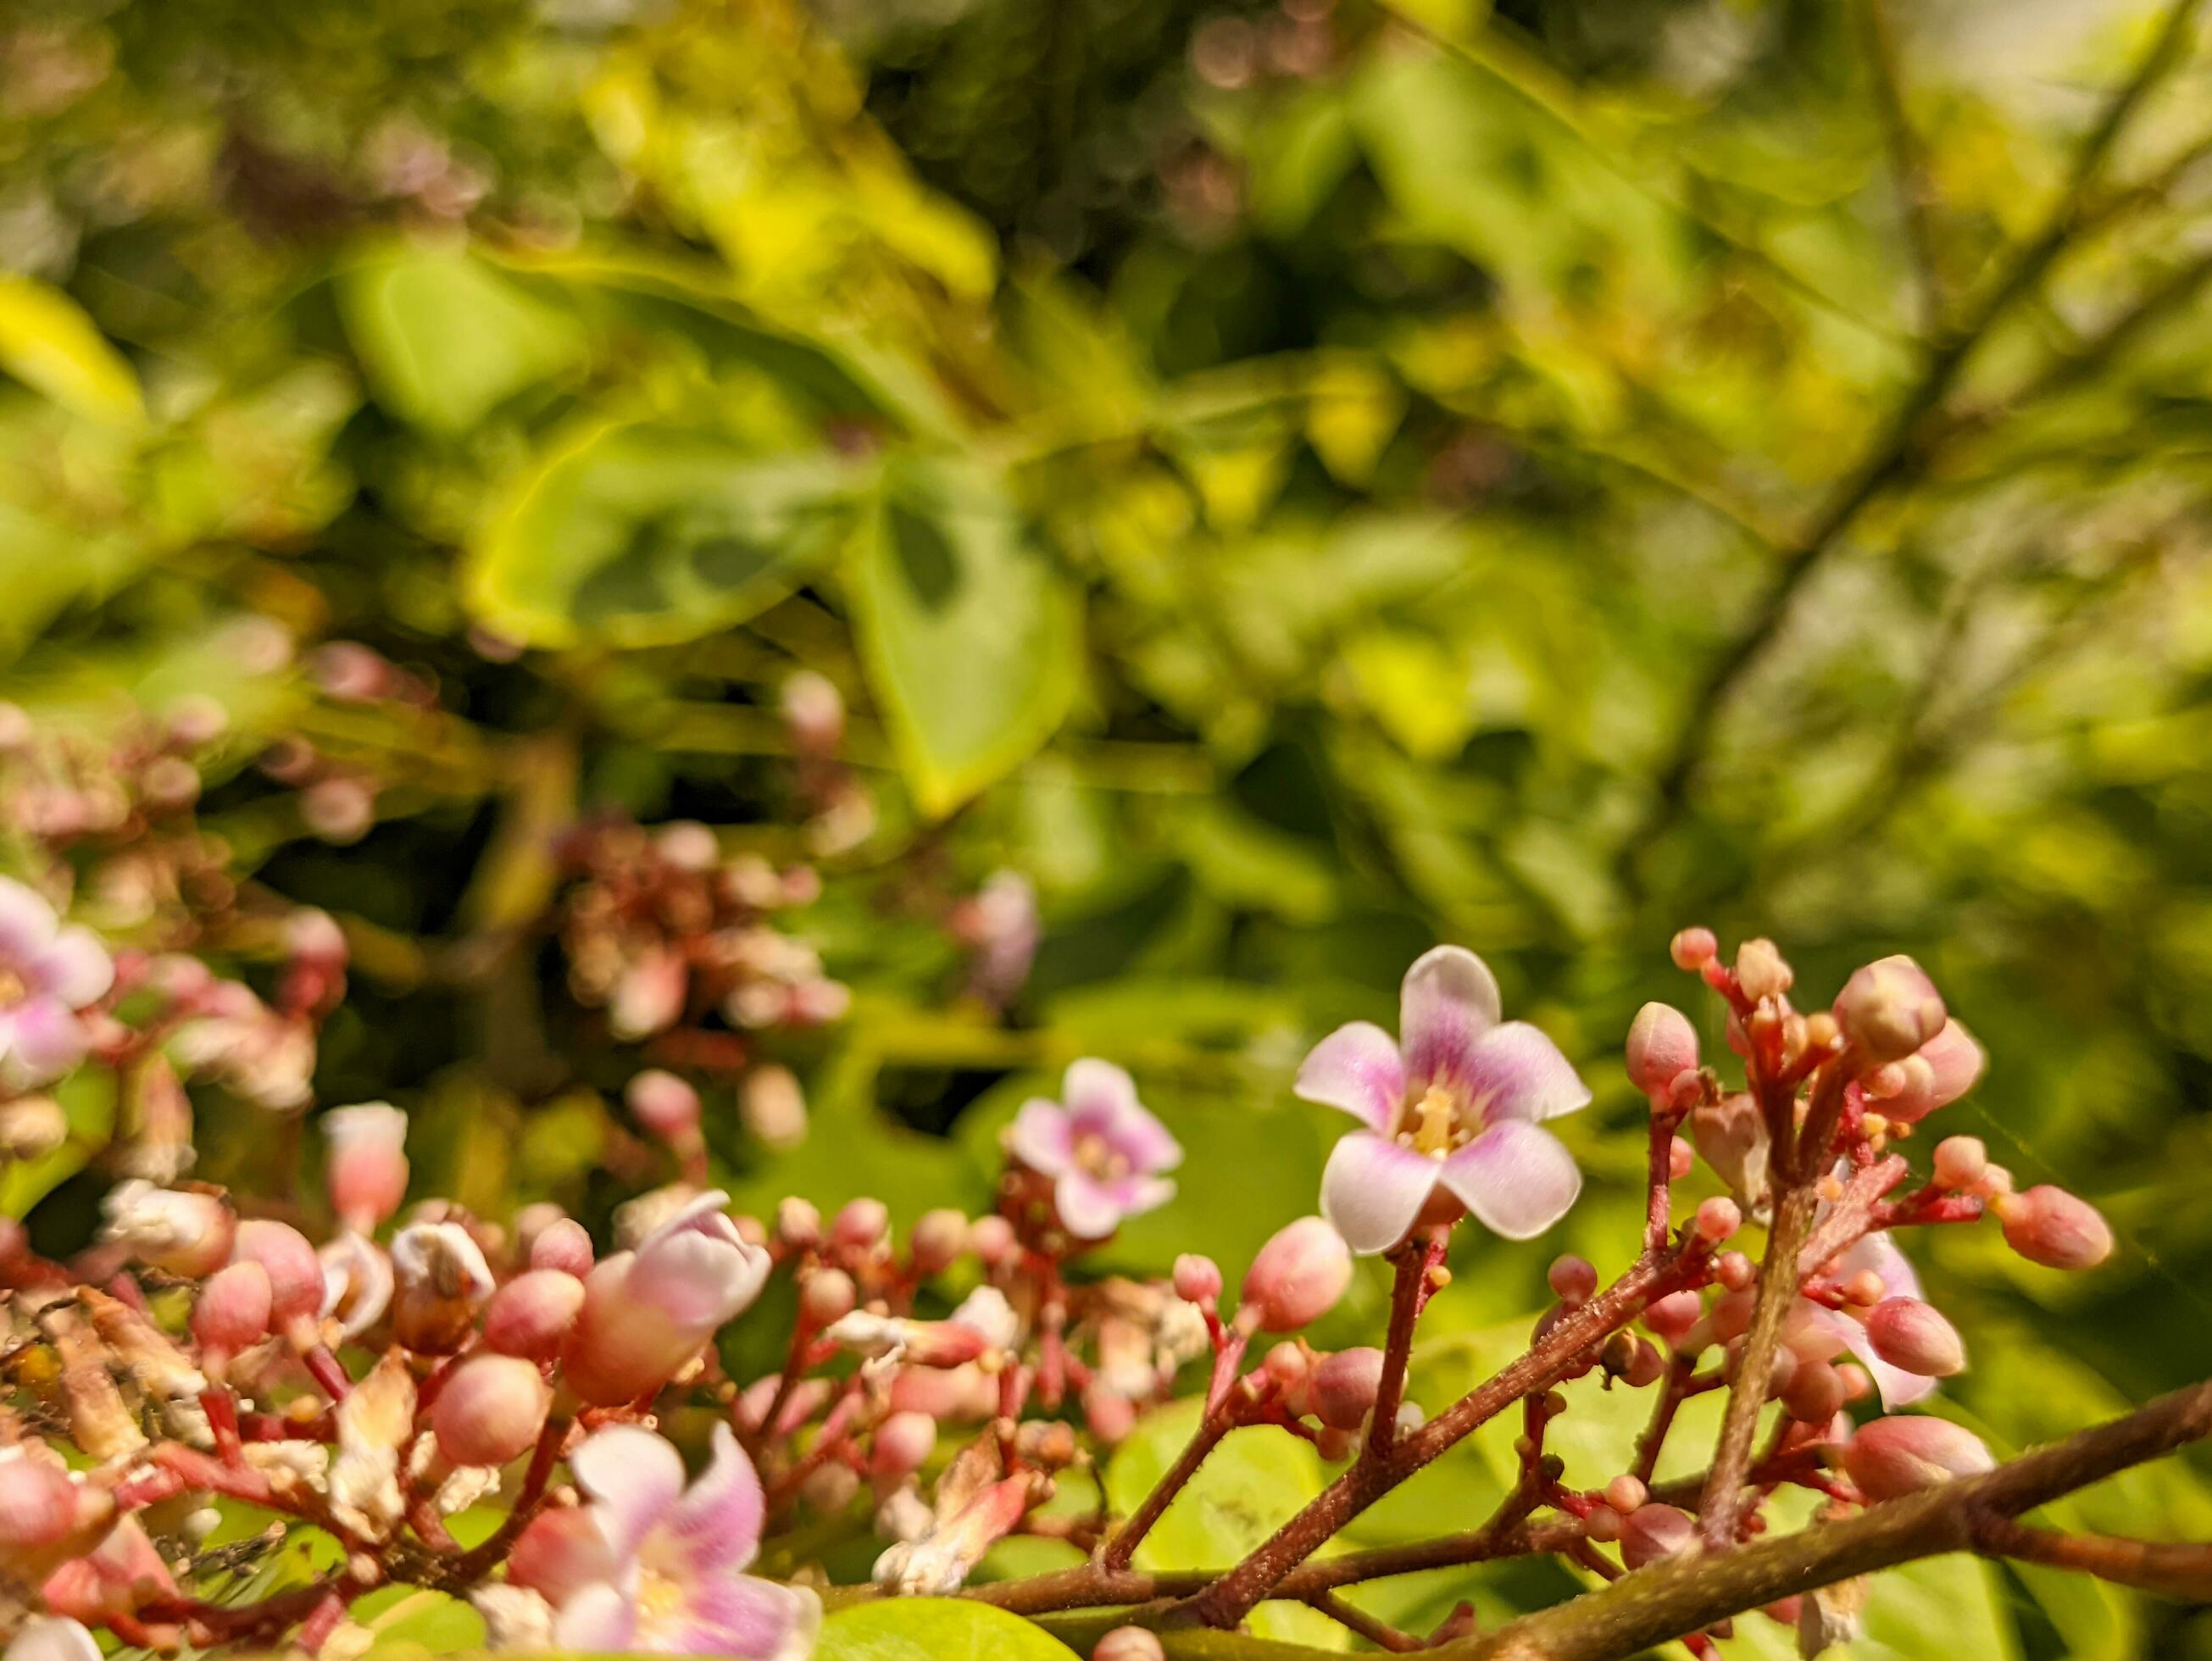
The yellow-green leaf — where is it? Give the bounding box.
[0,275,143,426]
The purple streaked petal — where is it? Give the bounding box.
[1053,1170,1125,1240]
[1438,1121,1581,1241]
[572,1425,686,1560]
[552,1580,638,1651]
[653,1425,764,1576]
[0,998,87,1086]
[1320,1132,1441,1255]
[1460,1022,1592,1125]
[40,926,113,1008]
[0,877,58,965]
[1294,1021,1405,1134]
[664,1575,820,1660]
[1007,1098,1075,1177]
[1102,1100,1181,1175]
[1400,946,1501,1093]
[1062,1058,1139,1120]
[1113,1174,1176,1222]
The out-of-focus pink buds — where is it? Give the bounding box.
[562,1191,771,1406]
[432,1356,553,1467]
[1996,1186,2114,1270]
[0,1454,88,1554]
[776,1198,823,1252]
[741,1064,809,1151]
[1093,1627,1165,1661]
[1716,1251,1755,1292]
[1932,1136,1987,1190]
[610,947,687,1042]
[1693,1197,1742,1243]
[1173,1253,1224,1307]
[1833,957,1947,1065]
[1669,928,1718,970]
[833,1197,890,1255]
[1865,1297,1965,1379]
[231,1219,325,1347]
[1237,1217,1353,1334]
[1626,1003,1698,1098]
[320,1103,409,1232]
[909,1209,968,1275]
[1842,1416,1994,1499]
[1879,1022,1985,1123]
[870,1412,937,1482]
[507,1506,609,1599]
[1781,1358,1847,1424]
[1311,1347,1386,1430]
[484,1269,587,1362]
[528,1217,594,1278]
[1734,938,1792,1003]
[192,1261,273,1376]
[1620,1503,1698,1569]
[389,1222,495,1354]
[1548,1255,1597,1306]
[1643,1290,1703,1347]
[781,670,846,755]
[625,1069,702,1146]
[969,1214,1017,1267]
[101,1181,235,1278]
[801,1269,858,1327]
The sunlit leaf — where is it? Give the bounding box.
[816,1597,1082,1661]
[0,275,143,426]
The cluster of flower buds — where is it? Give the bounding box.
[555,816,846,1072]
[778,672,874,857]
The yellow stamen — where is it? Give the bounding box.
[1412,1086,1458,1158]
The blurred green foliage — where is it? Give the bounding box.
[6,0,2212,1652]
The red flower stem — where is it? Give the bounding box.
[199,1387,243,1465]
[1180,1241,1708,1630]
[1631,1355,1695,1486]
[1645,1109,1684,1253]
[303,1344,352,1402]
[1103,1408,1235,1571]
[1366,1239,1433,1458]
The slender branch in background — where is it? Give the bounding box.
[1855,0,1946,335]
[1626,0,2206,874]
[1968,1514,2212,1603]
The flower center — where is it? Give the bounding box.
[1073,1132,1131,1181]
[0,968,24,1006]
[1395,1084,1478,1159]
[636,1565,686,1627]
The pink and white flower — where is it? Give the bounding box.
[1298,946,1590,1253]
[0,877,113,1087]
[1798,1230,1937,1410]
[1007,1060,1181,1239]
[509,1424,818,1657]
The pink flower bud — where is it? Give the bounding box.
[833,1197,890,1253]
[192,1261,273,1370]
[776,1198,822,1252]
[1998,1186,2113,1270]
[909,1209,968,1275]
[1881,1021,1986,1122]
[484,1270,586,1362]
[1734,938,1792,1002]
[1670,928,1718,970]
[1694,1197,1742,1243]
[1620,1503,1698,1569]
[231,1219,325,1346]
[1173,1254,1224,1306]
[528,1218,594,1278]
[781,671,846,754]
[1716,1251,1755,1292]
[1238,1217,1353,1333]
[1094,1628,1165,1661]
[1711,1288,1755,1342]
[1621,1337,1666,1388]
[1548,1255,1598,1305]
[625,1069,701,1143]
[969,1214,1018,1266]
[562,1191,771,1406]
[1643,1290,1703,1347]
[509,1506,610,1598]
[802,1269,857,1327]
[1626,1003,1698,1097]
[1092,1627,1168,1661]
[871,1412,936,1481]
[1832,956,1947,1065]
[1668,1136,1694,1180]
[1932,1136,1987,1190]
[1781,1358,1846,1424]
[1865,1297,1965,1378]
[742,1064,809,1151]
[321,1103,410,1232]
[1603,1475,1647,1514]
[0,1457,86,1551]
[431,1356,551,1467]
[1312,1348,1386,1430]
[1842,1416,1994,1500]
[1082,1380,1137,1443]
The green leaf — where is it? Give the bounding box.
[1103,1399,1348,1649]
[0,275,143,426]
[848,458,1081,818]
[338,244,583,435]
[464,422,858,647]
[815,1597,1082,1661]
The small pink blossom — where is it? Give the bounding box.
[563,1191,772,1406]
[0,877,113,1087]
[1007,1059,1181,1239]
[509,1424,817,1657]
[1298,946,1589,1253]
[321,1103,409,1231]
[1798,1230,1937,1409]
